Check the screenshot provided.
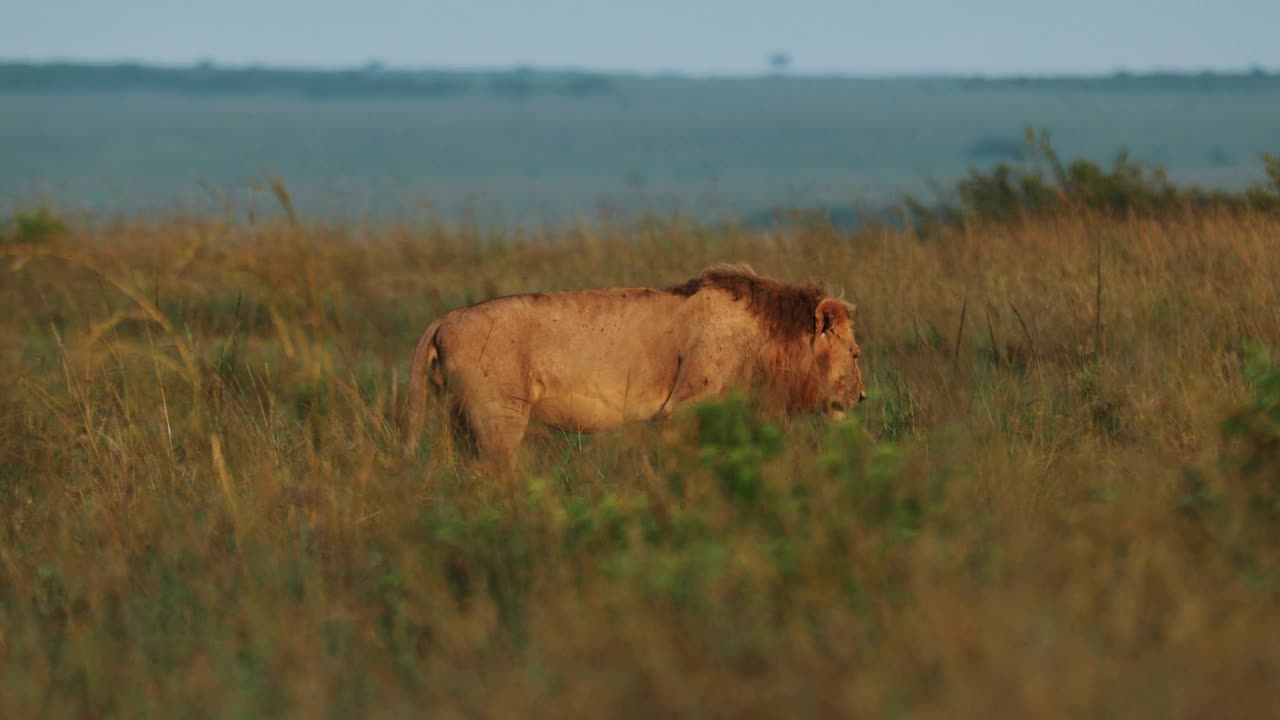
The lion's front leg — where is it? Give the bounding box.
[654,343,746,419]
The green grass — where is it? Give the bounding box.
[2,205,1280,717]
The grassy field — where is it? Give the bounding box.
[3,202,1280,717]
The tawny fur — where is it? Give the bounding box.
[402,265,864,472]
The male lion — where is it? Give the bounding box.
[403,264,865,470]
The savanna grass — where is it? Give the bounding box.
[2,203,1280,717]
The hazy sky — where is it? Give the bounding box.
[6,0,1277,75]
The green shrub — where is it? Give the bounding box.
[691,392,784,508]
[1222,345,1280,484]
[903,127,1280,227]
[2,206,69,244]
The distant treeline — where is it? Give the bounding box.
[0,61,615,99]
[954,67,1280,93]
[3,61,1279,99]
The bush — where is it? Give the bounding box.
[1,206,69,244]
[690,392,784,507]
[903,127,1280,227]
[1222,345,1280,490]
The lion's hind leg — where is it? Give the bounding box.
[463,390,534,475]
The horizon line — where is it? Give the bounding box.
[2,57,1276,82]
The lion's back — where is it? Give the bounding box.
[434,287,690,381]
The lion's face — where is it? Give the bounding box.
[813,299,866,418]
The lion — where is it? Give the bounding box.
[403,264,865,471]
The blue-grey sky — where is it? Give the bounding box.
[5,0,1277,75]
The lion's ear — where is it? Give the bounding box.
[815,298,849,336]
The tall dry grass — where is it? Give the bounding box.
[2,205,1279,717]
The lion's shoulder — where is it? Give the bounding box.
[666,264,830,342]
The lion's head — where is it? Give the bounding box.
[671,264,866,418]
[811,298,866,418]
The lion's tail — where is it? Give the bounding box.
[403,319,443,456]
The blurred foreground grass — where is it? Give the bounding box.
[2,203,1280,717]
